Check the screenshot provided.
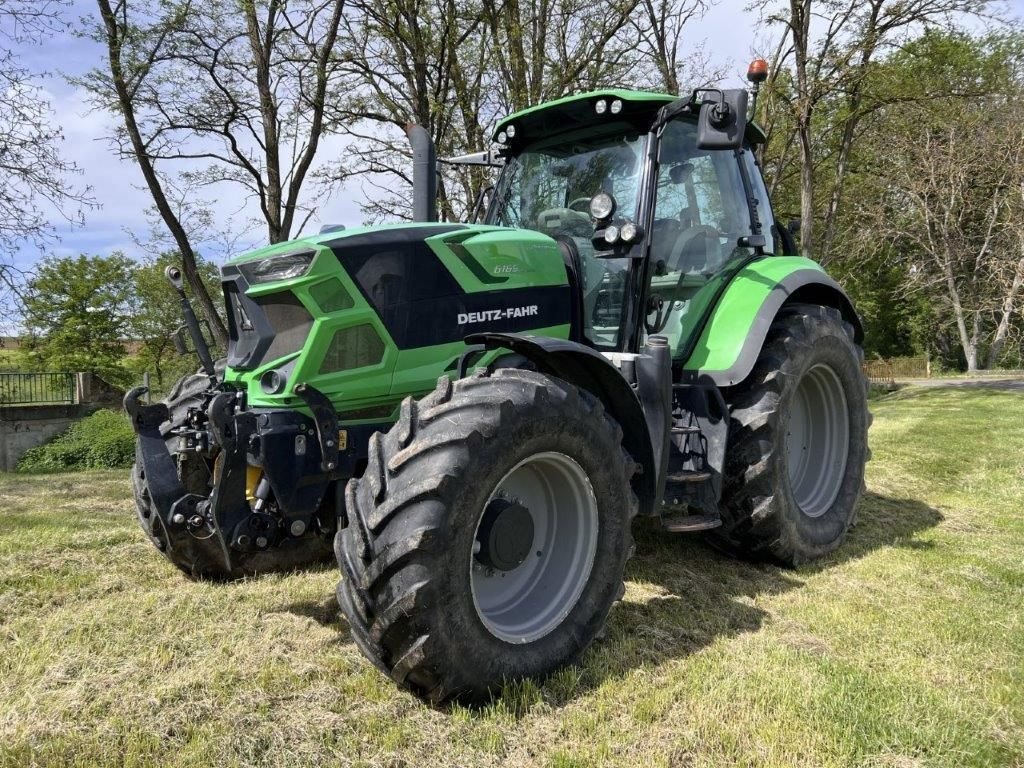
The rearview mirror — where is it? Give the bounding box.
[696,89,748,150]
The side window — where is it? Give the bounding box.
[653,119,756,275]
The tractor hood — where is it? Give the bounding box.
[220,222,572,411]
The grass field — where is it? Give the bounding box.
[1,386,1022,767]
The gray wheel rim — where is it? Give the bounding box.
[785,363,850,518]
[470,451,599,644]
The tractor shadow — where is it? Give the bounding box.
[549,490,942,708]
[276,490,942,711]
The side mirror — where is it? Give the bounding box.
[787,218,801,235]
[696,89,748,150]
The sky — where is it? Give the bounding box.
[7,0,1024,274]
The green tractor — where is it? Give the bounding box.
[127,66,869,704]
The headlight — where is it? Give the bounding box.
[604,225,620,244]
[506,124,516,138]
[610,99,623,115]
[497,130,508,144]
[595,99,607,115]
[620,221,640,242]
[240,251,315,284]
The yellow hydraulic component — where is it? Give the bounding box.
[246,466,262,501]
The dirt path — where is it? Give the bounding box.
[900,377,1024,391]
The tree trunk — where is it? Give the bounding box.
[985,255,1024,369]
[96,0,229,348]
[798,121,814,258]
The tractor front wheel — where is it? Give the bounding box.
[715,304,869,565]
[335,369,637,704]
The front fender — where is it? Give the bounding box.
[465,332,657,517]
[681,257,863,387]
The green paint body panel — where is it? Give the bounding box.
[222,222,570,415]
[679,256,826,375]
[424,227,568,293]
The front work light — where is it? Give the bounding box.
[589,191,616,221]
[604,225,620,244]
[595,99,607,115]
[620,221,639,242]
[241,250,315,284]
[610,99,623,114]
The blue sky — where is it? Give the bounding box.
[8,0,1023,275]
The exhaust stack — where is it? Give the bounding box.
[406,123,437,222]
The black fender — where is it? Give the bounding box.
[682,269,864,387]
[465,332,657,517]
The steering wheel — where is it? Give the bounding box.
[568,197,592,213]
[536,206,592,236]
[666,225,720,274]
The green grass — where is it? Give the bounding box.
[1,386,1022,767]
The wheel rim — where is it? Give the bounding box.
[470,451,599,644]
[785,363,850,518]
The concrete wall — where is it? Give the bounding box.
[0,404,100,471]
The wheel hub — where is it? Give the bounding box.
[470,451,599,644]
[475,498,535,571]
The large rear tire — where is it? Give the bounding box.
[335,369,637,704]
[713,304,869,565]
[131,371,334,580]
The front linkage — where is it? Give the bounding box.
[125,377,365,577]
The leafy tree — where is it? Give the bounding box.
[845,32,1024,370]
[19,253,136,382]
[753,0,991,260]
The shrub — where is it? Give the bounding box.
[18,409,135,472]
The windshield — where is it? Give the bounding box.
[487,131,645,238]
[485,131,645,350]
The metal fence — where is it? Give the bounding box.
[0,372,76,405]
[863,356,931,385]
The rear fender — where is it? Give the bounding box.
[681,258,863,387]
[465,332,657,517]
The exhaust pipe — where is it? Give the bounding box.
[406,123,437,223]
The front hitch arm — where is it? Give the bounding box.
[124,387,211,563]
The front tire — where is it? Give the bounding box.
[714,304,869,565]
[335,369,637,704]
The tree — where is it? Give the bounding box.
[0,1,91,301]
[19,253,136,382]
[329,0,708,222]
[82,0,348,346]
[849,33,1024,371]
[754,0,991,260]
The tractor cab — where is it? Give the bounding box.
[483,89,783,357]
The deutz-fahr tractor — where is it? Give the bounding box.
[127,62,869,704]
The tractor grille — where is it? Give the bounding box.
[255,292,313,364]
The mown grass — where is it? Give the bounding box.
[1,386,1022,767]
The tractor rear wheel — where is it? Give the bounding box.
[335,369,637,704]
[132,370,334,579]
[714,304,869,565]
